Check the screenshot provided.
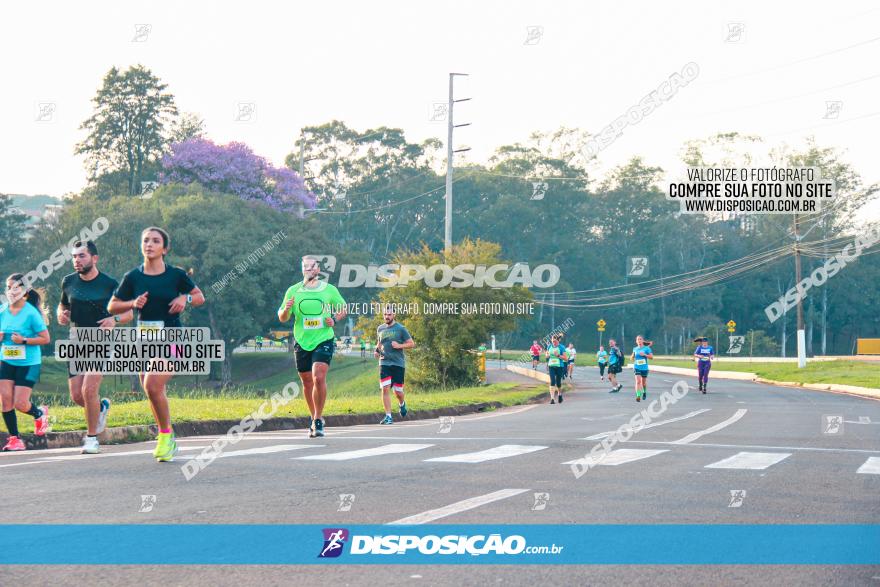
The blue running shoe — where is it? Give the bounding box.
[399,402,407,418]
[380,414,393,425]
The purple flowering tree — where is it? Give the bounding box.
[160,138,316,212]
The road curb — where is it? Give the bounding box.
[647,365,880,401]
[646,365,756,381]
[506,364,551,383]
[3,387,547,451]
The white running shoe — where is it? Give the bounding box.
[96,398,111,434]
[82,435,100,454]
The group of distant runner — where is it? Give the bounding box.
[529,334,715,403]
[2,237,717,460]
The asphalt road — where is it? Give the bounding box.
[1,364,878,586]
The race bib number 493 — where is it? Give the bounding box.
[303,317,323,330]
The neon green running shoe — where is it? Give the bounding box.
[154,432,178,462]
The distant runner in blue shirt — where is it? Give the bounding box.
[631,335,653,402]
[693,337,715,394]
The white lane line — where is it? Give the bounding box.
[217,444,318,458]
[327,436,549,441]
[296,443,433,461]
[845,418,879,425]
[40,445,208,462]
[670,409,748,444]
[387,489,530,525]
[584,409,711,440]
[627,439,880,455]
[0,445,208,467]
[0,459,56,469]
[424,444,547,464]
[183,436,311,442]
[321,405,541,435]
[562,448,668,467]
[581,413,628,421]
[857,457,880,475]
[705,451,791,470]
[0,446,84,457]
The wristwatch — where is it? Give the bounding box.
[114,315,121,323]
[186,294,193,304]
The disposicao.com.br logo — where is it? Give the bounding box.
[318,529,564,558]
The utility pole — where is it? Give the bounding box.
[297,141,306,219]
[793,212,806,368]
[444,72,471,255]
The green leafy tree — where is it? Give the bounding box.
[36,185,331,386]
[0,194,29,277]
[76,65,178,197]
[357,239,532,388]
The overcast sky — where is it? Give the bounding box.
[2,0,878,219]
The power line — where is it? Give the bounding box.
[693,72,880,118]
[704,35,880,85]
[308,175,469,215]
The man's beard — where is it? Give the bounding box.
[76,263,94,274]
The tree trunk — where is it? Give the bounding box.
[807,298,814,356]
[207,306,232,385]
[221,347,233,388]
[781,310,787,358]
[821,286,828,355]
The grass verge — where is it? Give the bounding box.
[25,355,543,433]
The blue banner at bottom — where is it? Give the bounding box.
[4,525,879,565]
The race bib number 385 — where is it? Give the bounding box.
[1,345,26,360]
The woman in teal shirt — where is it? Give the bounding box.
[0,274,51,451]
[596,345,608,381]
[631,335,653,402]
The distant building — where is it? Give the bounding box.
[43,204,63,222]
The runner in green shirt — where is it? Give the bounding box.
[277,255,347,438]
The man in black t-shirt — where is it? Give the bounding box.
[57,241,133,454]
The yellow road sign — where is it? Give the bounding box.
[598,327,605,332]
[597,319,606,329]
[726,320,736,333]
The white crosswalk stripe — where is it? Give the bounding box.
[295,443,434,461]
[562,448,668,467]
[704,451,791,470]
[217,444,318,458]
[387,489,530,525]
[671,409,748,444]
[583,409,711,440]
[857,457,880,475]
[424,444,547,463]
